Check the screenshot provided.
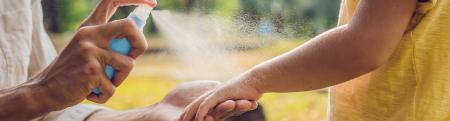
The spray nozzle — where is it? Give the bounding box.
[129,0,157,29]
[134,0,157,20]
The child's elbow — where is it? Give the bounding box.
[346,34,397,74]
[355,52,389,74]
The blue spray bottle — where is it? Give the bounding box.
[92,4,155,96]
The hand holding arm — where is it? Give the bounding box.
[180,0,417,120]
[85,81,257,121]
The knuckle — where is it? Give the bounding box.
[87,97,103,104]
[74,27,92,40]
[105,84,116,94]
[100,90,114,103]
[77,27,91,35]
[109,87,116,95]
[83,62,101,76]
[138,40,149,52]
[79,42,97,54]
[123,58,134,71]
[87,98,97,103]
[98,99,108,104]
[122,19,137,31]
[133,45,147,57]
[72,36,84,44]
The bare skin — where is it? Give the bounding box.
[86,81,257,121]
[0,17,144,121]
[0,0,151,120]
[81,1,256,120]
[179,0,418,120]
[0,0,254,120]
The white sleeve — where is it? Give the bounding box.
[27,0,57,78]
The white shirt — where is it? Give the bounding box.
[0,0,106,120]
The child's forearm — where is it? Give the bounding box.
[242,25,376,93]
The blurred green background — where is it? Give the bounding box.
[41,0,341,120]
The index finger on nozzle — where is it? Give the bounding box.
[144,0,158,7]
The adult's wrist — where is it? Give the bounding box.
[0,83,56,120]
[19,83,58,113]
[86,109,148,121]
[0,84,50,120]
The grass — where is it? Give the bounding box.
[52,34,327,121]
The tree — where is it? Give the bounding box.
[42,0,60,33]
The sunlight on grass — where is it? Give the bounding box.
[261,92,328,121]
[102,76,180,109]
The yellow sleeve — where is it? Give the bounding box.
[407,0,437,31]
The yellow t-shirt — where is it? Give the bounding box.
[330,0,450,121]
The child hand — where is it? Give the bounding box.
[178,80,263,121]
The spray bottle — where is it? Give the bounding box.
[92,2,157,95]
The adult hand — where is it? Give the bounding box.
[165,81,259,121]
[179,78,263,121]
[29,18,147,110]
[25,0,151,111]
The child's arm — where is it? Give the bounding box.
[249,0,417,93]
[179,0,417,120]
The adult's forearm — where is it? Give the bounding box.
[0,84,54,120]
[86,103,181,121]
